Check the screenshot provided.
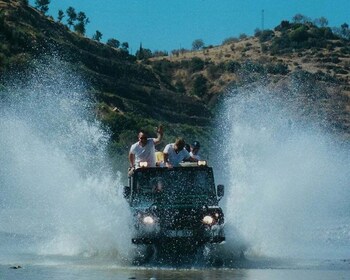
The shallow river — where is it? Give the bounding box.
[2,263,350,280]
[1,251,350,280]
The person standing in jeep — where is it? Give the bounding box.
[163,138,193,167]
[129,125,163,169]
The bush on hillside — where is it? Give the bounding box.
[241,60,264,74]
[191,74,207,97]
[207,63,225,79]
[270,23,338,54]
[265,62,289,75]
[258,29,275,42]
[189,57,205,73]
[275,20,291,32]
[225,60,241,73]
[174,81,186,93]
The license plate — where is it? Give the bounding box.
[164,230,193,237]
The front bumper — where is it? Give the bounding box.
[132,226,225,245]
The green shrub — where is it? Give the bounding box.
[289,25,309,42]
[191,74,207,97]
[259,29,275,42]
[189,57,205,73]
[207,63,224,79]
[241,60,264,74]
[266,62,289,75]
[275,20,291,32]
[174,81,185,93]
[225,60,241,73]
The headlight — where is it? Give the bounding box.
[202,215,214,225]
[142,215,155,225]
[139,161,148,168]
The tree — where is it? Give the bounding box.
[66,7,77,28]
[74,12,89,35]
[314,17,328,27]
[192,39,204,50]
[35,0,50,14]
[341,23,349,29]
[340,23,350,39]
[121,42,129,50]
[92,30,103,42]
[153,50,168,57]
[106,38,120,48]
[136,44,153,60]
[74,22,85,35]
[57,10,64,22]
[292,14,310,24]
[333,23,350,39]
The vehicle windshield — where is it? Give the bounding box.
[131,167,216,207]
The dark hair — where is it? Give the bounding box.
[175,138,186,150]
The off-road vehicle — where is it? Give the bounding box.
[124,161,225,260]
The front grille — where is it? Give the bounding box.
[157,208,202,230]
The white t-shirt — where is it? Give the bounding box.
[130,138,156,167]
[190,151,200,160]
[163,143,190,166]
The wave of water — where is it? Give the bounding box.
[216,85,350,260]
[0,56,132,264]
[1,53,349,269]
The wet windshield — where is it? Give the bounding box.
[131,168,216,207]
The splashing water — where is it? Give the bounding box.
[0,56,132,263]
[217,85,350,260]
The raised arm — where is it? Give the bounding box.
[153,125,164,145]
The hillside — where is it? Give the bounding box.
[148,23,350,138]
[0,0,214,156]
[1,0,349,162]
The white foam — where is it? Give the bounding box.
[0,55,133,262]
[216,86,350,259]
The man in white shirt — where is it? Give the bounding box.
[163,138,191,167]
[129,126,163,169]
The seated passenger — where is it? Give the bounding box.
[155,150,164,167]
[190,141,201,160]
[163,138,192,167]
[129,125,163,170]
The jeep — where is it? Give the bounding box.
[124,162,225,255]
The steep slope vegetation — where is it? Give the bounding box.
[1,0,349,164]
[0,0,213,157]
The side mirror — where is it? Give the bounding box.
[217,184,224,200]
[123,186,131,199]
